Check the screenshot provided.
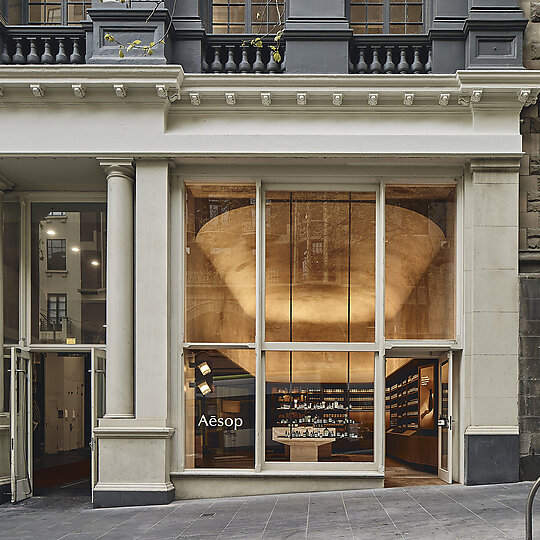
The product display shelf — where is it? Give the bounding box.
[270,383,374,440]
[386,372,419,430]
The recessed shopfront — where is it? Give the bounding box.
[181,181,457,484]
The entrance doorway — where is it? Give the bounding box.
[384,354,453,487]
[32,352,91,495]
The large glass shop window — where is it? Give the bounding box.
[185,349,255,468]
[265,352,375,462]
[265,192,376,342]
[185,184,256,344]
[30,203,107,344]
[385,185,456,339]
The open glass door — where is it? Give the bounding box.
[10,347,32,502]
[438,351,452,483]
[0,348,11,503]
[90,348,106,502]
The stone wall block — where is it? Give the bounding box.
[527,191,540,212]
[530,118,540,133]
[519,356,540,379]
[531,2,540,22]
[527,228,540,248]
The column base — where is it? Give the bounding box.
[93,482,175,508]
[465,426,519,485]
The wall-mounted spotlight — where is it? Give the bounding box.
[46,229,56,236]
[197,381,212,395]
[71,247,80,252]
[91,260,100,266]
[198,362,211,376]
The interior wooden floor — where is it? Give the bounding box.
[384,456,446,488]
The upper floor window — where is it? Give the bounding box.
[47,238,66,271]
[27,0,90,25]
[350,0,423,34]
[211,0,285,34]
[210,0,423,35]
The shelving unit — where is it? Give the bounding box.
[386,372,419,430]
[269,383,374,440]
[385,360,438,469]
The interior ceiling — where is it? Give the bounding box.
[195,203,445,382]
[0,158,106,191]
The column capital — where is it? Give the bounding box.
[469,157,522,173]
[99,159,135,181]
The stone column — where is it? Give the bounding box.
[284,0,352,74]
[134,160,169,419]
[463,158,521,485]
[429,0,468,73]
[171,0,206,73]
[101,160,134,419]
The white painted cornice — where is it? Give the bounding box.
[0,67,537,110]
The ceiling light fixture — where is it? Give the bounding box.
[71,247,80,252]
[91,260,99,266]
[198,362,211,376]
[197,381,212,395]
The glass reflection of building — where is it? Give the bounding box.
[31,204,107,345]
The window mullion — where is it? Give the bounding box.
[383,0,390,34]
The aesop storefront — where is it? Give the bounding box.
[178,179,458,495]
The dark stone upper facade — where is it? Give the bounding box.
[0,0,529,72]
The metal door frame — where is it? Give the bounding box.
[437,350,453,483]
[10,346,32,503]
[90,347,106,502]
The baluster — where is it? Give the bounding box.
[1,41,12,64]
[238,44,251,73]
[355,46,368,74]
[224,45,237,73]
[348,49,354,74]
[210,46,223,73]
[397,46,409,74]
[253,48,265,74]
[12,38,26,64]
[202,49,209,73]
[411,46,422,74]
[267,46,279,74]
[383,46,395,74]
[41,37,54,64]
[56,37,69,64]
[369,46,382,74]
[27,38,40,64]
[281,49,286,73]
[70,38,82,64]
[425,48,432,74]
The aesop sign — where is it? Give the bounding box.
[198,414,244,430]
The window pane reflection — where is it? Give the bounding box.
[185,349,255,468]
[385,185,456,339]
[265,191,376,342]
[4,202,19,344]
[31,203,106,344]
[185,184,256,343]
[265,351,375,462]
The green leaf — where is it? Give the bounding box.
[119,50,124,58]
[126,43,134,51]
[147,49,154,55]
[252,37,263,48]
[273,51,281,63]
[133,40,141,45]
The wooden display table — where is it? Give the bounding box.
[272,431,335,462]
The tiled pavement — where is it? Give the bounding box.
[1,482,539,539]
